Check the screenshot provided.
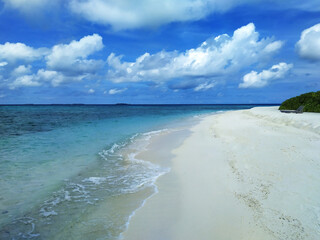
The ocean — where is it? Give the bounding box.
[0,104,264,239]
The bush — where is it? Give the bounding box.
[279,91,320,113]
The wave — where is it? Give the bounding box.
[0,128,171,240]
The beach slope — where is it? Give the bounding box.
[123,107,320,240]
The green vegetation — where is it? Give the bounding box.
[279,91,320,113]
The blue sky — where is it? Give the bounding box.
[0,0,319,104]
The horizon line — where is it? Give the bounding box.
[0,103,280,106]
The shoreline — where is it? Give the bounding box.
[118,126,193,240]
[122,106,320,240]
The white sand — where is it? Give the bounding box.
[123,107,320,240]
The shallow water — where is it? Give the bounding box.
[0,104,262,239]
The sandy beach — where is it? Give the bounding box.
[123,107,320,240]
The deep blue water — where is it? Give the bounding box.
[0,104,272,239]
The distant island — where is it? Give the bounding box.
[115,103,130,105]
[279,91,320,113]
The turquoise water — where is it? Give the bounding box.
[0,104,263,239]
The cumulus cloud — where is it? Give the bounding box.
[11,65,32,77]
[108,88,127,95]
[9,75,42,89]
[107,23,283,86]
[2,34,104,89]
[9,69,86,89]
[239,62,293,88]
[46,34,104,75]
[36,69,86,86]
[296,23,320,61]
[0,42,48,62]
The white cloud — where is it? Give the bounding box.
[37,69,86,86]
[107,23,283,85]
[0,42,48,62]
[108,88,127,95]
[3,0,320,30]
[46,34,104,75]
[10,75,42,89]
[239,62,293,88]
[0,62,8,67]
[69,0,222,30]
[2,34,104,89]
[69,0,320,30]
[296,23,320,61]
[9,69,86,89]
[263,41,283,53]
[2,0,59,13]
[194,82,216,91]
[88,88,95,94]
[36,69,64,87]
[11,65,32,77]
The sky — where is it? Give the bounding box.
[0,0,319,104]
